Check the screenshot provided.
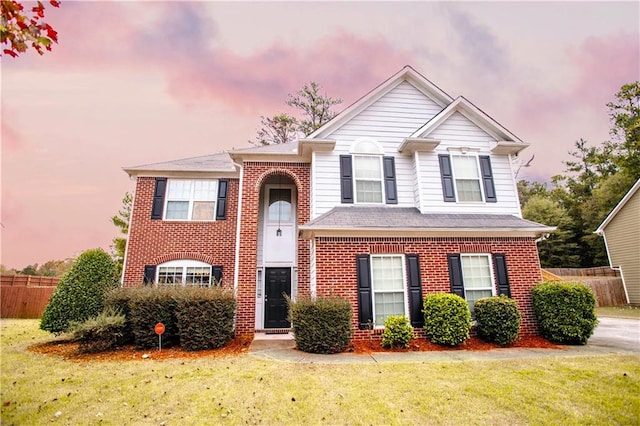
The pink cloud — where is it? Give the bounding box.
[516,32,639,131]
[1,112,25,151]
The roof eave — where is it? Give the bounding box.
[123,168,240,179]
[299,226,556,240]
[595,178,640,233]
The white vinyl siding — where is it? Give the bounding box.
[313,81,442,216]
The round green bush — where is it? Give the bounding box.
[288,297,352,354]
[532,282,598,345]
[40,248,118,334]
[422,293,471,346]
[474,295,521,345]
[381,315,414,349]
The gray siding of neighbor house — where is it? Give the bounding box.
[604,189,640,305]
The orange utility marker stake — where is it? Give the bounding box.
[155,323,165,351]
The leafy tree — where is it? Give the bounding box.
[37,258,74,277]
[286,81,342,136]
[111,192,132,275]
[522,196,580,267]
[1,0,60,57]
[40,248,118,334]
[19,264,38,275]
[517,179,549,208]
[250,113,298,146]
[606,81,640,179]
[250,81,342,145]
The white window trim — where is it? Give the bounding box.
[460,253,496,311]
[451,153,485,204]
[353,154,385,204]
[370,254,409,328]
[156,259,212,287]
[163,179,219,222]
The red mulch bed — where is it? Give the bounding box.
[29,335,560,361]
[349,335,560,354]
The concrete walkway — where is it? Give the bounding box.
[248,317,640,364]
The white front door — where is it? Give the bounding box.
[263,185,296,264]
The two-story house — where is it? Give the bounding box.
[122,66,553,341]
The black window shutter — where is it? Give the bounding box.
[447,254,465,298]
[406,254,424,328]
[493,254,511,297]
[356,255,373,329]
[383,156,398,204]
[479,156,497,202]
[143,265,156,285]
[340,155,354,204]
[212,265,223,284]
[151,178,167,219]
[216,179,228,220]
[438,155,456,202]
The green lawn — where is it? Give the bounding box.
[2,320,639,425]
[597,305,640,319]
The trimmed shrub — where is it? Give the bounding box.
[288,296,352,354]
[474,295,521,345]
[532,282,599,345]
[128,287,180,349]
[381,315,414,349]
[175,287,236,351]
[69,308,126,353]
[423,293,471,346]
[103,287,135,344]
[40,248,118,334]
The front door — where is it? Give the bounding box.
[265,267,291,328]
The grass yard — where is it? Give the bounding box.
[597,305,640,320]
[2,320,639,425]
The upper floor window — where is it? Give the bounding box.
[439,154,496,203]
[165,179,218,221]
[340,138,397,205]
[452,155,482,202]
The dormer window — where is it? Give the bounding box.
[339,138,397,205]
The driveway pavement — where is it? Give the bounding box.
[248,317,639,363]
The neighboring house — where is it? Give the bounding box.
[122,66,554,340]
[595,179,640,306]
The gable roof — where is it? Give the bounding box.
[595,178,640,234]
[308,65,454,139]
[123,152,237,177]
[411,96,525,146]
[299,206,555,239]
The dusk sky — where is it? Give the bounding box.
[1,1,639,269]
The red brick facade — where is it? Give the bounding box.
[123,177,239,289]
[124,168,544,342]
[314,236,543,339]
[235,162,311,338]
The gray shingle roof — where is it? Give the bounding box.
[123,152,236,174]
[299,206,554,237]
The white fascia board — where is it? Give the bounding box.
[491,141,531,155]
[398,138,441,154]
[309,66,453,139]
[123,169,240,179]
[299,226,556,240]
[595,178,640,233]
[298,139,336,160]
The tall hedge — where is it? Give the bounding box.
[288,297,352,354]
[532,282,599,345]
[423,293,471,346]
[40,248,118,334]
[175,287,236,351]
[128,287,180,349]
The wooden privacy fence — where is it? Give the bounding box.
[543,267,626,307]
[1,275,59,318]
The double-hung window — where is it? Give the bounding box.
[370,255,407,326]
[157,260,212,287]
[165,179,218,221]
[354,155,384,203]
[460,254,495,312]
[452,155,482,202]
